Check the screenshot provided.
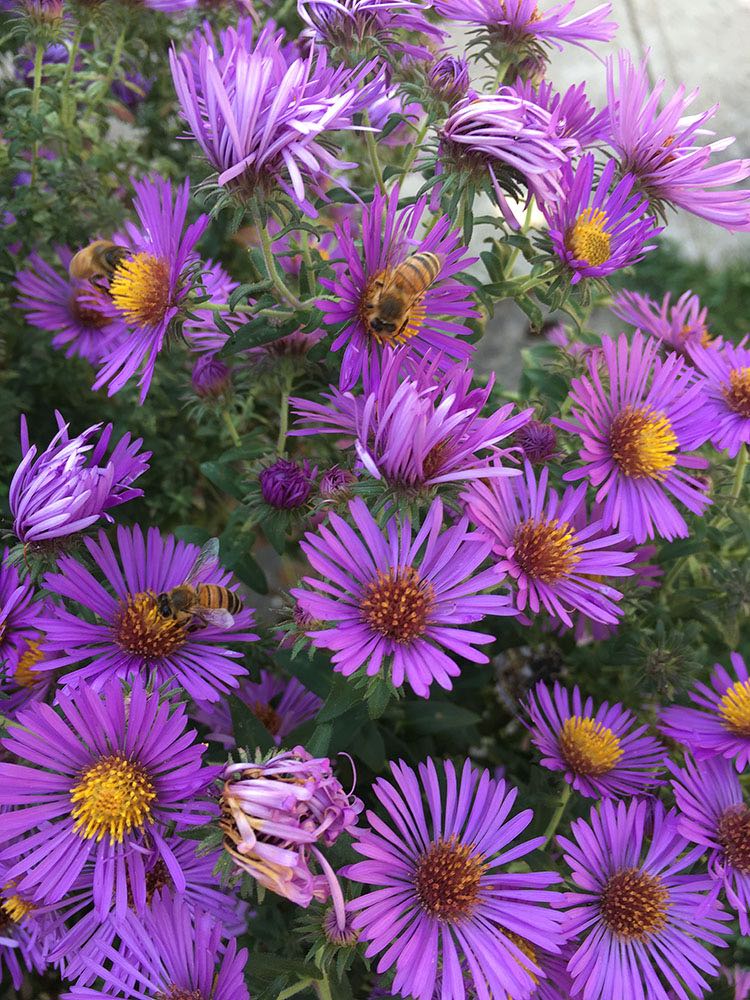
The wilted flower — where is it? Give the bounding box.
[686,340,750,457]
[191,354,232,399]
[427,53,470,104]
[10,413,150,545]
[555,331,712,542]
[524,680,668,798]
[607,51,750,231]
[559,798,730,1000]
[259,458,316,509]
[293,496,515,697]
[540,154,661,283]
[611,288,711,355]
[346,758,565,1000]
[514,418,558,464]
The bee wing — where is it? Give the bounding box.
[198,607,235,629]
[184,538,221,586]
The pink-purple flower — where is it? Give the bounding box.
[686,340,750,457]
[0,550,43,675]
[298,0,445,60]
[611,288,711,355]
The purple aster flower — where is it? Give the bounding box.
[221,747,362,907]
[293,496,515,697]
[514,418,558,464]
[111,68,153,110]
[319,464,357,498]
[183,258,240,355]
[190,354,232,400]
[462,461,635,628]
[259,458,316,509]
[10,414,150,546]
[611,288,712,356]
[63,891,249,1000]
[0,550,42,674]
[298,0,445,60]
[192,669,322,748]
[38,525,258,703]
[346,757,564,1000]
[320,185,478,389]
[170,21,383,214]
[558,798,730,1000]
[606,50,750,231]
[554,331,712,542]
[291,348,531,489]
[0,678,216,917]
[0,865,50,990]
[685,340,750,457]
[726,967,750,1000]
[367,90,425,148]
[14,247,128,364]
[433,0,616,54]
[505,78,610,149]
[439,92,578,226]
[540,154,661,283]
[523,680,667,798]
[427,53,470,104]
[93,176,209,402]
[659,652,750,771]
[671,755,750,933]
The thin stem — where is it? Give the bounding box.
[222,409,241,448]
[61,24,83,131]
[504,196,536,276]
[314,976,334,1000]
[732,443,748,501]
[277,980,315,1000]
[398,117,430,181]
[277,372,292,454]
[363,112,385,191]
[29,42,44,187]
[542,783,571,846]
[103,27,126,92]
[252,205,303,310]
[201,301,257,315]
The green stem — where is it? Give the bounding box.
[277,980,315,1000]
[29,42,44,187]
[222,409,241,448]
[103,27,126,92]
[732,444,748,501]
[314,976,334,1000]
[61,25,83,131]
[201,301,257,315]
[504,196,536,275]
[252,205,303,310]
[542,783,571,846]
[363,112,385,191]
[277,372,292,454]
[398,117,430,180]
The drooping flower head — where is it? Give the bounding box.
[0,678,216,917]
[320,185,478,389]
[434,0,616,58]
[64,892,249,1000]
[221,747,361,907]
[554,331,712,542]
[170,21,384,214]
[439,92,578,226]
[93,176,209,401]
[524,681,667,798]
[686,340,750,457]
[427,53,471,105]
[540,154,661,283]
[0,551,42,674]
[505,78,610,150]
[291,348,532,490]
[10,414,150,546]
[611,288,711,355]
[606,50,750,231]
[298,0,445,61]
[462,461,635,628]
[659,653,750,771]
[259,458,316,509]
[559,798,730,1000]
[14,247,128,364]
[293,496,515,697]
[671,754,750,934]
[38,525,258,703]
[346,758,565,1000]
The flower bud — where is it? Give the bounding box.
[259,459,314,509]
[428,54,470,105]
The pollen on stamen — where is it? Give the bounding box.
[566,208,612,267]
[599,867,670,941]
[70,753,156,843]
[513,518,580,583]
[559,716,623,777]
[413,835,486,923]
[1,892,34,925]
[14,639,45,688]
[110,252,171,327]
[359,566,435,643]
[609,405,678,480]
[718,678,750,737]
[718,805,750,873]
[113,591,187,658]
[723,367,750,419]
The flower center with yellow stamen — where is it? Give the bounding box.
[113,591,187,658]
[110,253,171,327]
[70,754,156,843]
[718,806,750,873]
[600,867,669,940]
[513,518,580,583]
[413,835,486,922]
[718,679,750,736]
[252,700,282,736]
[360,566,435,643]
[609,406,678,480]
[1,891,34,926]
[723,368,750,419]
[14,639,45,688]
[566,208,612,268]
[559,716,623,776]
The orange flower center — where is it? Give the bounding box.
[718,806,750,873]
[359,566,435,643]
[413,835,486,922]
[600,868,669,940]
[113,592,187,658]
[513,518,580,583]
[723,368,750,419]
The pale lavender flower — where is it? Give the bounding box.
[611,288,712,355]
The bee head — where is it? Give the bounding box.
[156,592,173,618]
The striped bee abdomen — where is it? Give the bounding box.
[197,584,243,614]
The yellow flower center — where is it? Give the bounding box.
[110,252,171,327]
[559,716,623,776]
[1,893,34,925]
[566,208,612,267]
[502,930,539,992]
[14,639,45,688]
[413,835,486,923]
[600,868,670,940]
[513,518,580,583]
[723,368,750,419]
[359,566,435,643]
[719,679,750,737]
[113,591,187,659]
[70,754,156,843]
[609,406,678,480]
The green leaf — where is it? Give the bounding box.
[229,695,274,754]
[317,674,362,723]
[405,702,481,733]
[307,721,333,756]
[199,461,245,501]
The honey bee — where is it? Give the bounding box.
[69,240,131,289]
[156,538,242,629]
[362,251,444,342]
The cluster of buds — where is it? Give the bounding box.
[220,748,362,927]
